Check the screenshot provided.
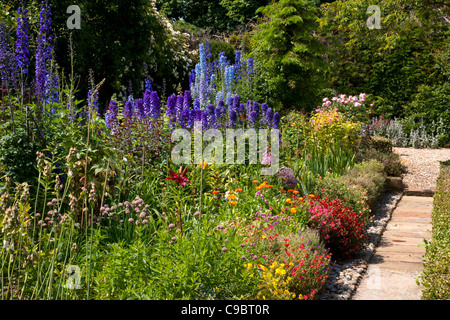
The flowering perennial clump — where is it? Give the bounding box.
[306,196,368,259]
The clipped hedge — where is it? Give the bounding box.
[420,160,450,300]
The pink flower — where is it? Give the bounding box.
[332,97,338,102]
[370,103,374,107]
[355,102,361,107]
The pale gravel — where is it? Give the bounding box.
[393,147,450,190]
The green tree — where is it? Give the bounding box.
[318,0,449,118]
[157,0,269,32]
[51,0,192,112]
[250,0,328,111]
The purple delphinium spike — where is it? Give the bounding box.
[15,6,30,75]
[0,22,15,89]
[206,104,215,128]
[202,110,208,130]
[166,94,177,126]
[187,109,195,129]
[143,89,151,116]
[272,112,280,130]
[35,1,54,100]
[193,97,200,110]
[229,109,237,128]
[183,90,191,110]
[176,94,184,122]
[135,98,145,118]
[265,107,273,128]
[105,100,118,128]
[180,107,189,129]
[194,109,202,122]
[233,95,240,111]
[123,100,133,118]
[250,111,258,127]
[248,57,254,76]
[150,91,161,120]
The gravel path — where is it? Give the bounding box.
[393,148,450,190]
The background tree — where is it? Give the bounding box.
[249,0,328,111]
[318,0,449,119]
[50,0,192,112]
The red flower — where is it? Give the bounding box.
[165,167,191,187]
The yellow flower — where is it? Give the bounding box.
[286,198,292,204]
[290,207,297,214]
[262,234,267,239]
[227,194,237,200]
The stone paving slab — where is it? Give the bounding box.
[352,195,433,300]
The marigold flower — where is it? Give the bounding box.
[227,194,237,200]
[228,201,237,205]
[212,190,219,195]
[235,188,243,193]
[290,207,297,214]
[252,180,258,183]
[286,198,292,204]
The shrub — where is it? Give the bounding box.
[342,160,386,209]
[309,109,360,152]
[306,196,368,260]
[371,136,393,154]
[420,160,450,300]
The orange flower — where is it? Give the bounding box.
[288,189,294,193]
[293,190,299,194]
[290,207,297,214]
[212,190,220,195]
[235,188,243,193]
[280,190,287,193]
[286,198,292,204]
[227,194,237,200]
[228,201,237,205]
[252,180,258,183]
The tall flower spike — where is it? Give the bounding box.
[15,6,30,75]
[0,22,15,88]
[135,98,145,118]
[123,100,133,118]
[150,91,161,120]
[265,107,273,128]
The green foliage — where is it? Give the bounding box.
[157,0,269,32]
[0,129,39,185]
[318,0,449,118]
[342,159,386,209]
[406,83,450,147]
[250,0,328,111]
[370,136,393,154]
[420,160,450,300]
[52,0,192,110]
